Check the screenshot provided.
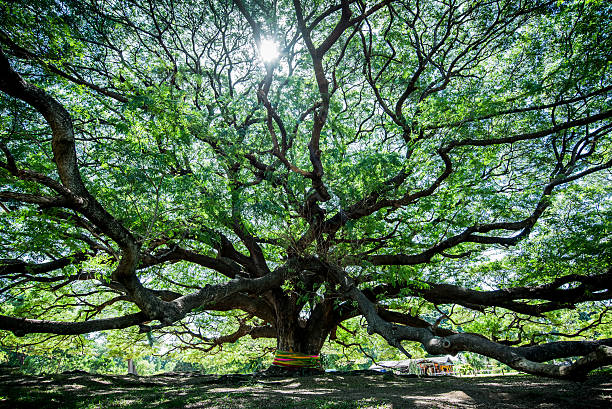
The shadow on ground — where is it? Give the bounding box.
[0,368,610,408]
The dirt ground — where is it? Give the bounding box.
[0,368,610,409]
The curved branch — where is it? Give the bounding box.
[365,269,612,316]
[331,264,612,379]
[0,253,89,276]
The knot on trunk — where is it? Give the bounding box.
[424,337,453,355]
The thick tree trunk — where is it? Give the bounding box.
[269,290,334,357]
[275,315,326,355]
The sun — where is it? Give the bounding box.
[259,39,280,63]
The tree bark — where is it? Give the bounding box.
[127,358,138,375]
[270,290,330,356]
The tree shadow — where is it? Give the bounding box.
[1,370,611,409]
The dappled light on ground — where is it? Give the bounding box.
[0,369,610,408]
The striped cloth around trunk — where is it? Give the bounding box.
[272,350,321,369]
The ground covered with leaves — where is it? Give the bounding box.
[0,368,610,409]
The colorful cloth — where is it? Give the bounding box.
[272,350,321,369]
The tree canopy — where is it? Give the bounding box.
[1,0,611,379]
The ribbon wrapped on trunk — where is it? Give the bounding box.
[272,350,321,369]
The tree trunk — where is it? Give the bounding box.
[270,289,337,357]
[127,358,138,375]
[275,314,325,355]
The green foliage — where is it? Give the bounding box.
[0,0,610,376]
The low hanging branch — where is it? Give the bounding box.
[0,256,315,336]
[330,263,612,379]
[164,320,276,353]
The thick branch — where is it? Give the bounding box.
[366,269,612,316]
[0,253,88,276]
[0,312,147,336]
[331,264,612,379]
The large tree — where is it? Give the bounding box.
[1,0,611,378]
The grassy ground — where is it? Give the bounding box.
[0,368,610,409]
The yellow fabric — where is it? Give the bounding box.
[272,350,321,368]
